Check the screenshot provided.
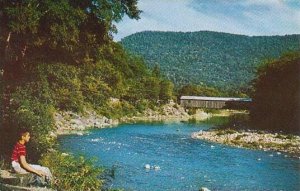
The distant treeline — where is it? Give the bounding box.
[121,31,300,91]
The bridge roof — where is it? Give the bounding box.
[180,96,252,102]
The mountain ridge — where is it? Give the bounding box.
[121,31,300,90]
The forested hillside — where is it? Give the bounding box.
[121,31,300,90]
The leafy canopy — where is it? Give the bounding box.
[0,0,141,74]
[250,52,300,134]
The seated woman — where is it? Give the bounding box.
[11,130,52,184]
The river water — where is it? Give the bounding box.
[58,122,300,191]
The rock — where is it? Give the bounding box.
[144,164,151,169]
[0,170,52,190]
[0,183,53,191]
[200,187,211,191]
[54,110,120,135]
[0,170,32,186]
[49,132,57,138]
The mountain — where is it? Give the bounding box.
[121,31,300,90]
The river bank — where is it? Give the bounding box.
[53,104,300,158]
[53,101,248,135]
[192,129,300,158]
[53,102,214,135]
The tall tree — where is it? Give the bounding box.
[250,52,300,134]
[0,0,141,79]
[159,80,174,103]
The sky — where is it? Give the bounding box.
[113,0,300,41]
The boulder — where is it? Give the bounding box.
[0,170,50,188]
[200,187,211,191]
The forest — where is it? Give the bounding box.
[121,31,300,91]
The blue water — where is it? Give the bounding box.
[58,123,300,191]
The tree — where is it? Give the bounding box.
[0,0,141,79]
[143,77,160,101]
[159,80,174,103]
[177,84,222,98]
[250,52,300,134]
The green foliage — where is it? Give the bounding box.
[99,101,137,119]
[2,80,56,160]
[121,31,300,91]
[178,84,224,98]
[187,108,197,115]
[159,80,174,103]
[250,52,300,134]
[202,109,221,114]
[0,2,177,190]
[142,77,161,100]
[0,0,141,76]
[39,64,85,112]
[40,152,104,191]
[0,50,173,156]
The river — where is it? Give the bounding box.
[58,122,300,191]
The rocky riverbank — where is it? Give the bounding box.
[192,129,300,158]
[53,102,215,135]
[53,110,119,135]
[120,102,212,123]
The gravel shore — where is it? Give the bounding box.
[192,129,300,158]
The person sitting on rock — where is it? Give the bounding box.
[11,130,52,184]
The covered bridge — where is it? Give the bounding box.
[180,96,252,109]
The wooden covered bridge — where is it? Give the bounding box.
[180,96,252,109]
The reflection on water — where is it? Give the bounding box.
[59,123,300,191]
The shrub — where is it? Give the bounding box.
[187,108,197,115]
[40,152,104,191]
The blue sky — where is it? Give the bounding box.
[113,0,300,41]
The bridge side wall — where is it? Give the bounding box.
[180,100,226,109]
[180,99,251,109]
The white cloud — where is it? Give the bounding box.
[113,0,300,41]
